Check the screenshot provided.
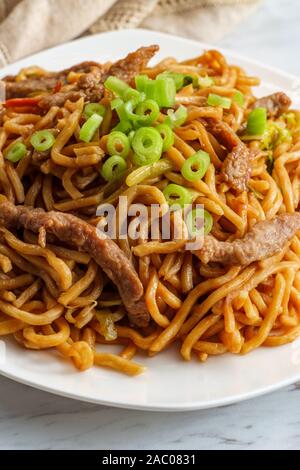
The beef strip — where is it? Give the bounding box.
[0,200,149,327]
[76,71,105,102]
[207,120,251,192]
[4,45,159,104]
[207,119,240,148]
[58,61,104,76]
[2,74,16,82]
[253,92,291,118]
[220,144,251,192]
[2,61,103,84]
[38,72,106,110]
[38,45,159,109]
[38,90,84,109]
[3,61,105,100]
[109,45,159,83]
[5,77,58,99]
[194,212,300,266]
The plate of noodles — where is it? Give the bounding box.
[0,29,299,411]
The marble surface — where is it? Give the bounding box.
[1,374,300,450]
[1,0,300,451]
[220,0,300,76]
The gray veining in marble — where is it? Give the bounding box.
[0,0,300,450]
[0,375,300,450]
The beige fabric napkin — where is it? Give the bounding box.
[0,0,260,67]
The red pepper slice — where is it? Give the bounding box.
[53,80,62,94]
[4,98,40,108]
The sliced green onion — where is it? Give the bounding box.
[157,72,203,91]
[101,155,127,182]
[113,98,153,127]
[111,97,123,111]
[111,98,128,123]
[246,107,267,136]
[155,123,174,151]
[137,72,189,98]
[135,99,160,126]
[141,80,154,101]
[186,208,213,237]
[153,76,176,107]
[5,142,26,162]
[123,99,142,123]
[123,88,144,104]
[232,91,244,107]
[111,99,133,133]
[113,120,132,134]
[126,158,173,187]
[164,105,187,128]
[163,183,193,209]
[157,72,184,91]
[167,72,185,90]
[30,130,55,152]
[135,75,151,93]
[207,93,232,109]
[79,114,103,143]
[84,103,106,119]
[123,99,136,118]
[181,151,210,182]
[105,76,143,104]
[144,76,176,108]
[128,130,135,143]
[183,75,200,88]
[107,131,130,158]
[104,76,130,99]
[131,127,163,166]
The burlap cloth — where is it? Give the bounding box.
[0,0,260,67]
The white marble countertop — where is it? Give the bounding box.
[1,0,300,451]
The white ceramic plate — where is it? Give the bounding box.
[1,29,300,411]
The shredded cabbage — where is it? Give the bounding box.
[281,112,297,128]
[261,121,292,150]
[95,309,125,341]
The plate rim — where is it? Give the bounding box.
[2,28,299,86]
[0,28,299,411]
[0,364,299,412]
